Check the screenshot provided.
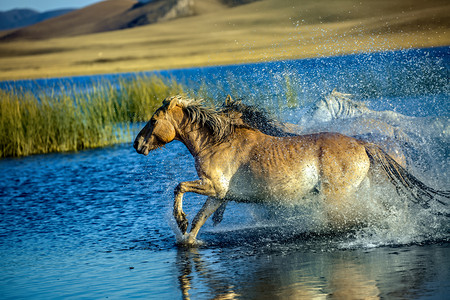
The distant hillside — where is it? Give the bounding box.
[1,0,447,80]
[0,8,74,30]
[1,0,138,40]
[0,0,259,41]
[0,0,197,40]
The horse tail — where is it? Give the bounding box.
[364,143,449,208]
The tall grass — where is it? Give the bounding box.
[0,75,183,158]
[1,72,307,158]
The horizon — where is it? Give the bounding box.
[0,0,154,12]
[0,0,100,12]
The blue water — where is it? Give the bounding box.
[1,46,449,117]
[1,48,449,299]
[1,142,449,299]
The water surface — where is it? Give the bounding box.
[0,139,449,299]
[1,47,449,299]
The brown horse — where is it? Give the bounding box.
[212,95,410,225]
[220,95,408,165]
[134,96,448,245]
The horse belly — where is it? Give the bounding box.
[226,162,319,204]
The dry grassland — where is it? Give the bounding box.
[0,0,449,80]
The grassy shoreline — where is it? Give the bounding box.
[0,72,302,158]
[0,76,183,158]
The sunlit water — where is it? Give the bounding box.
[1,47,449,299]
[0,140,449,299]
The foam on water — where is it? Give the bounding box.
[202,184,448,251]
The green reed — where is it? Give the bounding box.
[0,75,184,158]
[0,72,308,158]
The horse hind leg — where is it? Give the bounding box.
[212,202,228,226]
[322,185,356,230]
[321,176,372,230]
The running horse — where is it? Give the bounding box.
[134,96,448,245]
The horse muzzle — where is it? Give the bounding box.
[134,137,150,155]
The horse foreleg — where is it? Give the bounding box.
[174,179,217,234]
[174,191,189,234]
[186,197,224,244]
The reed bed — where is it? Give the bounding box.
[0,76,183,158]
[0,72,301,158]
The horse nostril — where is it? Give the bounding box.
[137,145,147,154]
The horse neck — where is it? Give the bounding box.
[174,118,218,157]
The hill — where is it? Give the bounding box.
[1,0,140,40]
[0,8,74,31]
[0,0,448,80]
[0,0,261,41]
[0,0,255,41]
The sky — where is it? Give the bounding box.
[0,0,102,12]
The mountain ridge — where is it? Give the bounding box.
[0,0,259,41]
[0,8,74,31]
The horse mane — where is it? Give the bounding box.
[165,95,297,143]
[219,96,296,137]
[166,95,240,143]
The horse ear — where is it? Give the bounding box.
[163,96,178,110]
[225,95,233,105]
[168,98,177,110]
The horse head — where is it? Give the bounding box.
[305,90,369,123]
[134,96,181,155]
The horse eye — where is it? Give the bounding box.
[150,119,157,125]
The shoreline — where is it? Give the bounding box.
[1,45,448,83]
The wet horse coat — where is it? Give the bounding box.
[134,96,448,245]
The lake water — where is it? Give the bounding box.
[1,46,449,117]
[1,47,449,299]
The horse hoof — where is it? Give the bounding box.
[177,234,203,247]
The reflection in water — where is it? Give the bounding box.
[327,262,379,300]
[174,239,448,300]
[177,248,240,300]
